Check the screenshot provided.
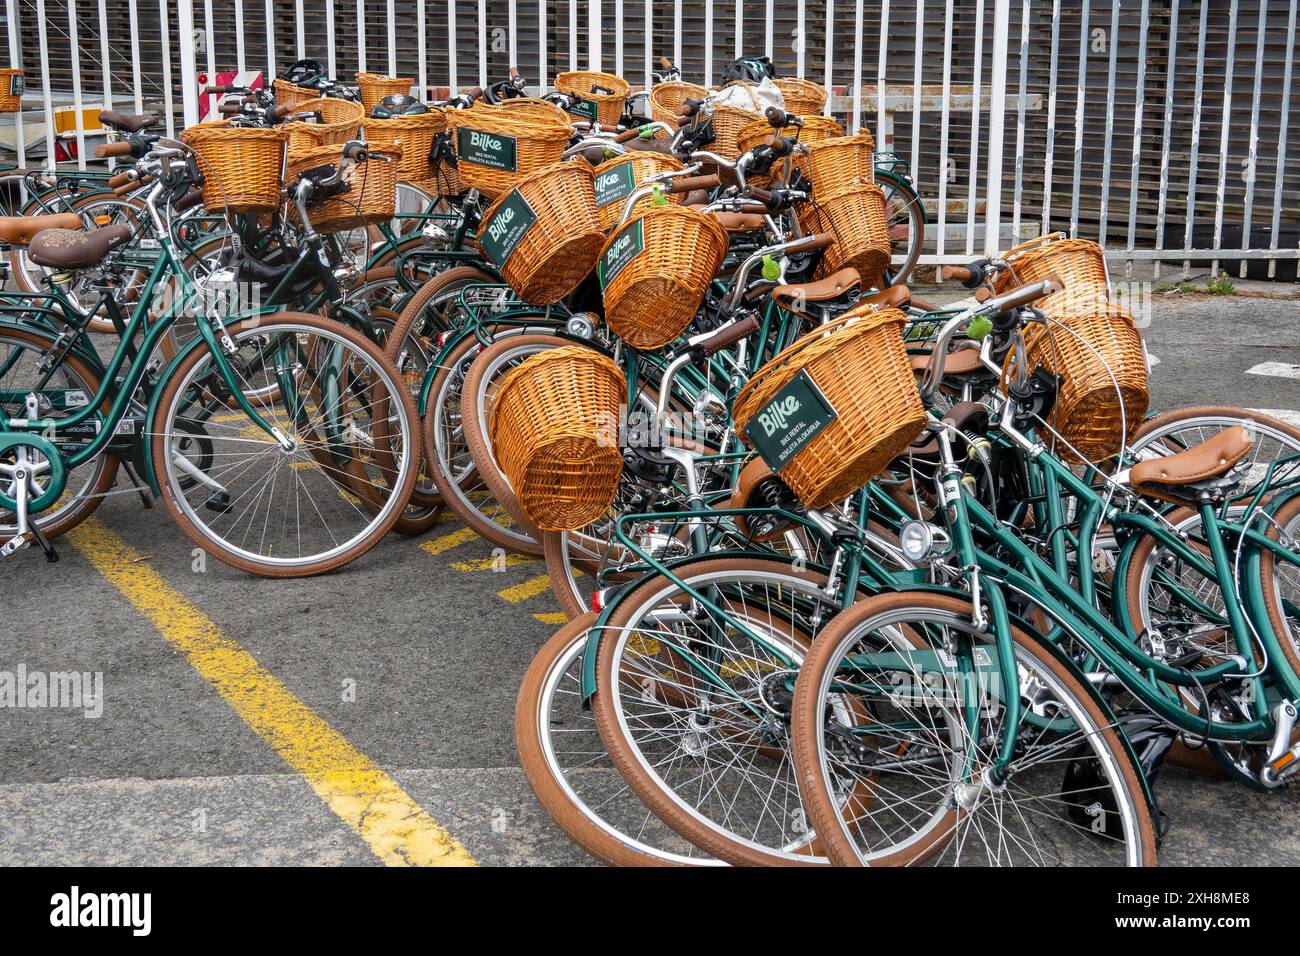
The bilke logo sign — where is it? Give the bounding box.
[469,131,502,153]
[757,394,801,437]
[487,206,515,243]
[50,886,151,936]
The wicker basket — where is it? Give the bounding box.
[272,78,321,109]
[490,345,627,531]
[445,108,572,198]
[356,72,414,113]
[554,71,631,127]
[1010,289,1149,462]
[0,69,24,113]
[734,306,926,508]
[477,162,605,305]
[591,151,685,232]
[648,81,708,127]
[600,204,729,349]
[283,97,365,153]
[493,97,573,125]
[701,103,763,161]
[994,233,1110,302]
[796,183,892,285]
[737,115,844,187]
[284,143,402,232]
[791,133,876,196]
[363,109,445,182]
[775,77,829,115]
[181,124,288,214]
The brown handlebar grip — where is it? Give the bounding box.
[787,232,836,253]
[701,316,760,356]
[939,265,973,283]
[218,101,243,115]
[763,133,793,157]
[614,126,643,143]
[747,186,774,203]
[659,57,674,70]
[108,171,134,189]
[203,84,233,95]
[675,103,696,117]
[270,103,295,121]
[674,114,691,127]
[509,66,521,78]
[173,189,205,212]
[95,141,135,159]
[468,87,485,101]
[667,174,721,194]
[736,202,769,215]
[114,174,148,196]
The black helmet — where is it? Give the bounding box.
[370,94,430,119]
[281,58,326,87]
[722,55,776,84]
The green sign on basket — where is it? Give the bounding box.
[744,369,839,473]
[456,126,518,172]
[479,190,538,265]
[565,98,598,122]
[594,163,636,208]
[598,219,646,288]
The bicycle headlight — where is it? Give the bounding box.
[899,520,936,563]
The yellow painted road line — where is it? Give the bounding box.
[66,519,476,868]
[533,611,569,625]
[420,525,479,556]
[450,553,540,571]
[498,573,554,604]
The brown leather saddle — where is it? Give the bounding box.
[26,224,133,270]
[1129,426,1254,504]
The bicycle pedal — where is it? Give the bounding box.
[204,490,233,514]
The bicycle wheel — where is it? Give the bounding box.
[0,325,120,543]
[592,558,852,865]
[150,310,419,576]
[876,169,925,285]
[790,590,1158,866]
[516,612,726,866]
[1258,492,1300,676]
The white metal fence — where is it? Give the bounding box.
[3,0,1298,277]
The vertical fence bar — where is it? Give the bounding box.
[937,0,954,257]
[1097,0,1121,243]
[1040,0,1060,234]
[1268,0,1296,277]
[387,0,397,74]
[643,0,650,92]
[1069,0,1090,236]
[98,0,115,138]
[1011,0,1029,242]
[478,0,487,87]
[357,0,367,73]
[128,0,143,112]
[964,0,985,255]
[985,0,1010,254]
[823,0,833,114]
[326,0,335,80]
[796,0,805,78]
[1239,0,1268,276]
[448,0,457,89]
[1153,0,1179,279]
[296,0,306,59]
[569,0,577,71]
[539,0,546,90]
[509,0,517,71]
[264,0,276,80]
[177,0,199,128]
[66,0,86,169]
[705,0,714,84]
[1124,0,1150,273]
[233,0,245,74]
[417,0,426,92]
[161,0,177,135]
[875,0,889,150]
[1182,0,1209,275]
[735,0,743,58]
[5,0,25,172]
[851,0,863,134]
[674,0,682,69]
[911,0,923,178]
[615,0,623,76]
[765,0,774,59]
[591,0,601,70]
[35,0,56,169]
[203,0,216,119]
[1210,2,1238,277]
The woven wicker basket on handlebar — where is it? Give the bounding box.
[363,108,445,182]
[647,81,707,128]
[554,71,632,127]
[796,183,892,286]
[490,345,627,531]
[737,115,844,188]
[283,97,365,154]
[355,72,414,113]
[734,306,926,509]
[181,123,288,214]
[272,78,322,110]
[591,151,686,232]
[445,107,572,198]
[774,77,829,115]
[284,143,402,232]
